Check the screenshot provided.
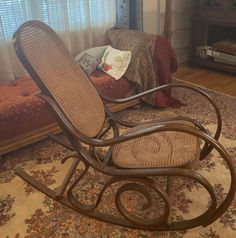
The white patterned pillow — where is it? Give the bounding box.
[77,53,101,75]
[75,45,108,61]
[98,46,131,80]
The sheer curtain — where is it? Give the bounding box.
[0,0,116,82]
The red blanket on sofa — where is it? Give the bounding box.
[106,28,180,108]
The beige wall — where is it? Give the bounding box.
[171,0,191,63]
[143,0,191,63]
[143,0,159,35]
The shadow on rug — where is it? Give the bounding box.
[0,84,236,238]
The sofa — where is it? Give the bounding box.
[0,69,137,155]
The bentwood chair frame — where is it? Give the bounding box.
[13,20,236,231]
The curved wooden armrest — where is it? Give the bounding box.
[103,83,222,158]
[84,123,210,147]
[105,105,207,132]
[35,96,202,149]
[38,93,199,149]
[100,86,164,104]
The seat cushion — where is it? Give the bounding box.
[112,121,200,168]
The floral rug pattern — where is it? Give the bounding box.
[0,84,236,238]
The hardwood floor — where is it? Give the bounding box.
[173,64,236,97]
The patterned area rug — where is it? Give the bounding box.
[0,83,236,238]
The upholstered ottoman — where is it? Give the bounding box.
[90,70,138,111]
[90,70,134,99]
[0,77,59,155]
[0,73,137,155]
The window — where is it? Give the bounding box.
[0,0,31,40]
[0,0,116,40]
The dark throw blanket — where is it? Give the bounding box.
[106,28,181,108]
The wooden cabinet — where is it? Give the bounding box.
[189,0,236,74]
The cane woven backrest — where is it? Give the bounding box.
[15,21,105,137]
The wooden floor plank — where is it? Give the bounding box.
[173,64,236,97]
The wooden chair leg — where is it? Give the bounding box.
[55,156,80,197]
[166,176,173,225]
[47,132,74,151]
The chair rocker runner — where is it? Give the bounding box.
[13,20,236,231]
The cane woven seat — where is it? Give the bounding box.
[113,121,200,168]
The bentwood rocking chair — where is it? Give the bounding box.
[13,21,236,231]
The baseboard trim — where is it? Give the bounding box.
[0,123,61,155]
